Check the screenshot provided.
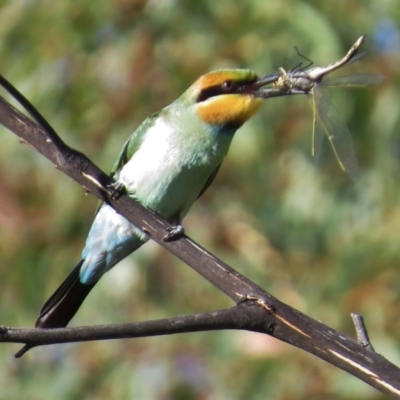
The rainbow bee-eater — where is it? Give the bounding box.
[36,69,274,328]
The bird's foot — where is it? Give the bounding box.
[163,224,185,242]
[108,181,126,200]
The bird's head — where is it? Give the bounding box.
[181,69,273,129]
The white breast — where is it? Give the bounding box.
[118,118,176,191]
[116,116,229,221]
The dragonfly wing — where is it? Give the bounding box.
[320,73,384,87]
[310,89,325,164]
[313,86,359,180]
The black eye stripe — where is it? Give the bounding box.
[197,84,234,102]
[196,78,257,103]
[222,80,233,90]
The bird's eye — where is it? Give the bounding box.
[222,80,234,91]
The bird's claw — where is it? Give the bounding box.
[163,224,185,242]
[108,181,126,200]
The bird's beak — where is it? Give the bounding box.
[250,73,294,99]
[237,74,281,97]
[252,74,281,90]
[240,73,282,98]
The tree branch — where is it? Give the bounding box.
[1,95,400,398]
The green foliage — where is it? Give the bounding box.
[0,1,399,398]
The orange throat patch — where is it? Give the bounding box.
[196,94,262,127]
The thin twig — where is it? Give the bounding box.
[351,313,375,351]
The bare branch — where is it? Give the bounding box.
[1,95,400,398]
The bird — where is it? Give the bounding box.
[35,69,274,328]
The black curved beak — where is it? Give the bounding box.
[236,73,280,96]
[252,73,281,90]
[242,73,287,99]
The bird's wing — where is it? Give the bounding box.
[197,163,222,199]
[110,110,162,178]
[94,111,161,215]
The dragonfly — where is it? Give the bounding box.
[257,35,383,180]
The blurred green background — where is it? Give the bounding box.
[0,1,399,399]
